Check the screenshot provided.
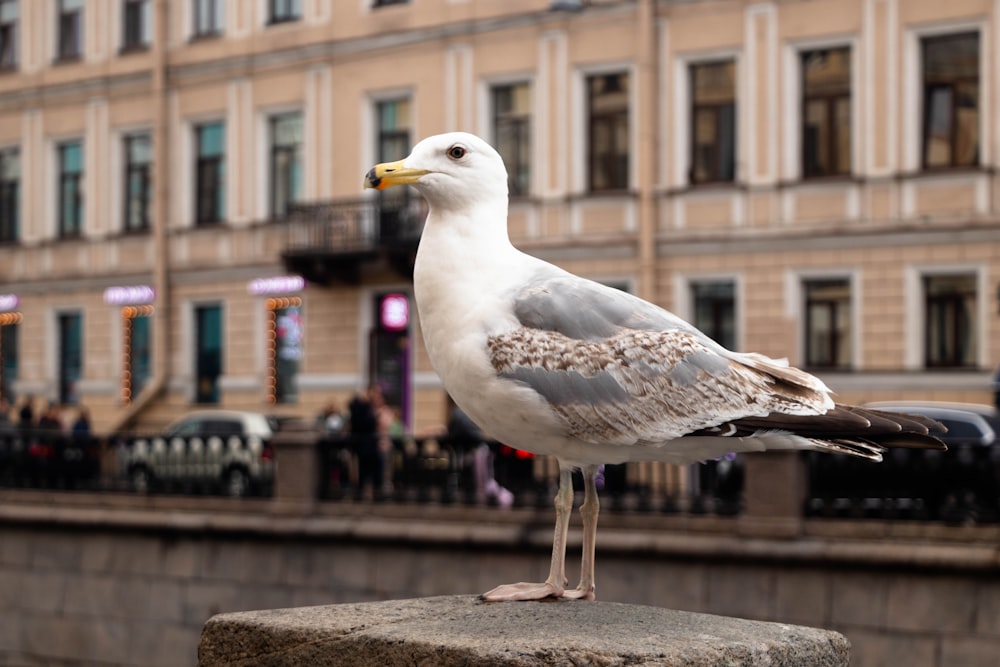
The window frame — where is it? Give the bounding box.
[268,111,303,218]
[800,46,852,179]
[0,0,18,70]
[191,0,222,38]
[268,0,300,24]
[193,302,223,405]
[585,70,630,193]
[57,140,84,239]
[689,59,737,185]
[194,121,225,226]
[0,146,18,244]
[57,311,83,406]
[56,0,83,62]
[690,279,737,351]
[802,278,852,370]
[922,273,978,369]
[121,0,150,52]
[920,31,981,170]
[490,81,532,198]
[123,132,151,233]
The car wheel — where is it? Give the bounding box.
[224,468,250,498]
[130,466,151,494]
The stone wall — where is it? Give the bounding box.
[0,490,998,667]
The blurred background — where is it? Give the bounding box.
[0,1,999,666]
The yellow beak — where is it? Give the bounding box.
[363,159,428,191]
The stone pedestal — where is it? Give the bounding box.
[198,595,849,666]
[739,450,807,538]
[269,419,320,515]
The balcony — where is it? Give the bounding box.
[280,195,427,285]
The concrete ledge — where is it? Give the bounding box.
[197,595,850,666]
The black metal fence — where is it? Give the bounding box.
[0,429,101,491]
[315,434,743,514]
[805,444,1000,524]
[2,429,998,524]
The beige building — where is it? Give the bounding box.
[0,0,997,435]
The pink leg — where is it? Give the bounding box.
[480,466,574,601]
[563,465,599,600]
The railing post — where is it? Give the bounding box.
[738,451,806,538]
[270,420,320,515]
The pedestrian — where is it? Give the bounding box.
[348,385,382,500]
[72,406,91,438]
[17,394,34,432]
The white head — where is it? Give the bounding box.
[363,132,509,213]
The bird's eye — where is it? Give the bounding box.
[447,145,467,160]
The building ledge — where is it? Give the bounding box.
[197,594,849,667]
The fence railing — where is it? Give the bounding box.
[1,428,998,524]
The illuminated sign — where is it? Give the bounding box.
[104,285,155,305]
[247,275,305,296]
[0,294,19,311]
[380,294,410,331]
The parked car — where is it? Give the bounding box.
[119,410,290,497]
[864,401,998,448]
[824,401,1000,522]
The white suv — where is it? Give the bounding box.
[121,410,283,497]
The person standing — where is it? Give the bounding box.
[348,385,382,501]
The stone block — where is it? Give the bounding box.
[774,568,830,627]
[885,575,976,633]
[198,595,851,667]
[974,580,1000,636]
[706,564,776,621]
[845,629,936,667]
[830,572,887,629]
[941,636,1000,667]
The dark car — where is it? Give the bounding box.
[810,401,1000,522]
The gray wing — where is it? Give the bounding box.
[491,273,832,446]
[511,272,712,343]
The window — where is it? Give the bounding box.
[0,315,18,404]
[269,112,303,217]
[122,0,150,51]
[587,72,629,192]
[195,304,222,404]
[922,32,979,169]
[0,0,18,69]
[0,147,18,243]
[803,279,851,369]
[801,47,851,178]
[492,82,531,197]
[691,281,736,350]
[194,121,225,225]
[376,99,411,163]
[690,60,736,184]
[376,98,414,239]
[123,133,151,232]
[121,306,151,403]
[269,0,300,23]
[56,0,83,61]
[192,0,222,37]
[58,312,82,405]
[269,297,302,404]
[57,140,83,238]
[924,274,976,368]
[372,293,410,415]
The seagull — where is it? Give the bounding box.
[363,132,946,602]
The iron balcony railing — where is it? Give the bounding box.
[282,196,427,255]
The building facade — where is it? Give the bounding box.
[0,0,997,434]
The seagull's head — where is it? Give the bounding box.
[363,132,509,211]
